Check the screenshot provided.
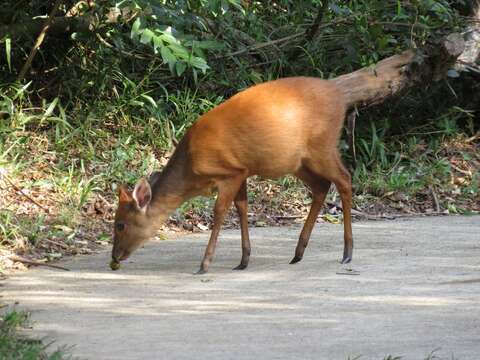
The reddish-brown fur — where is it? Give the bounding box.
[112,77,353,274]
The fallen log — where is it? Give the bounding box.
[331,34,465,110]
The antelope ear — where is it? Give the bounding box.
[118,184,132,202]
[132,178,152,211]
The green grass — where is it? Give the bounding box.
[350,119,479,204]
[0,310,68,360]
[0,82,225,253]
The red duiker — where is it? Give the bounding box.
[111,77,353,274]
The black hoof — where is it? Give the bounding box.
[290,256,302,264]
[194,268,207,275]
[233,263,248,270]
[341,256,352,264]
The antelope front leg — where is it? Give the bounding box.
[195,176,245,275]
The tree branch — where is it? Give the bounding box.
[17,0,63,81]
[222,32,305,58]
[0,16,91,40]
[305,1,329,42]
[288,1,329,61]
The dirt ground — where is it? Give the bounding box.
[2,215,480,359]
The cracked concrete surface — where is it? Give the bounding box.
[2,215,480,359]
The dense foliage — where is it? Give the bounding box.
[0,1,466,116]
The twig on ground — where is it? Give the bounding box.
[97,193,113,208]
[274,215,303,219]
[9,256,70,271]
[1,174,49,213]
[450,163,472,176]
[41,238,69,250]
[465,131,480,143]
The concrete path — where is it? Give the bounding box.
[2,216,480,360]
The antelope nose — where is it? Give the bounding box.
[111,243,122,262]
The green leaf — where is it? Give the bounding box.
[43,97,59,118]
[140,29,154,44]
[324,213,341,224]
[175,61,187,76]
[129,100,145,107]
[227,0,245,14]
[130,18,141,39]
[192,68,198,84]
[196,40,224,50]
[159,29,180,45]
[396,0,403,16]
[152,35,163,54]
[160,45,176,63]
[47,116,73,130]
[161,45,176,71]
[249,70,263,84]
[5,36,11,72]
[193,46,206,59]
[39,98,60,125]
[168,43,189,59]
[98,233,110,241]
[141,94,157,108]
[14,81,32,100]
[188,56,209,73]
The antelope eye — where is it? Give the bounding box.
[115,223,125,231]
